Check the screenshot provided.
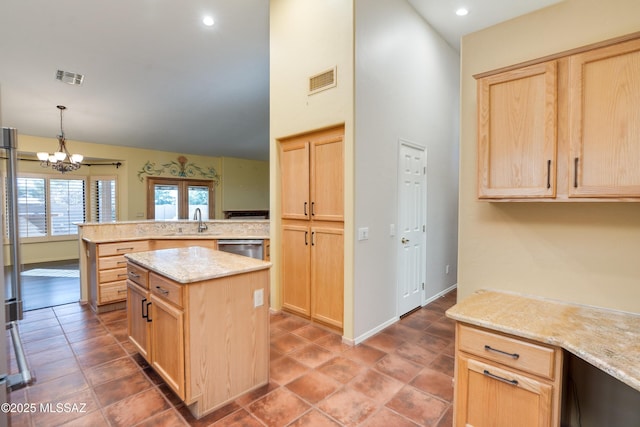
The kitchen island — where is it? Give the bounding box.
[125,246,271,419]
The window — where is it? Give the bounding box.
[16,175,86,239]
[146,177,214,220]
[90,176,117,222]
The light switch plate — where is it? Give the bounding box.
[358,227,369,241]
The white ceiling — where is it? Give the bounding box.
[0,0,561,162]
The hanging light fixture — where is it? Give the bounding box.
[37,105,83,173]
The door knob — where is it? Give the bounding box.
[401,237,410,244]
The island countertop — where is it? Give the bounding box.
[125,246,271,284]
[446,289,640,393]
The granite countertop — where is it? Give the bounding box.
[79,220,269,243]
[84,234,269,243]
[446,289,640,392]
[125,246,271,284]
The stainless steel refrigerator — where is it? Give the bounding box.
[0,127,32,427]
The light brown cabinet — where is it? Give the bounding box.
[453,323,562,427]
[280,127,344,222]
[126,259,270,418]
[89,238,217,312]
[89,240,150,312]
[279,125,345,331]
[281,224,344,329]
[477,61,558,199]
[567,37,640,198]
[126,263,150,360]
[477,33,640,201]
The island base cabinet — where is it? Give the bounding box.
[127,260,270,420]
[150,294,185,400]
[127,282,150,361]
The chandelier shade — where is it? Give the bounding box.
[37,105,83,173]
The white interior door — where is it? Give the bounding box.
[397,141,426,317]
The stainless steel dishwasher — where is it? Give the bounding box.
[217,239,264,260]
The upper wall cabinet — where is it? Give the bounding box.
[568,38,640,198]
[476,33,640,201]
[477,61,558,199]
[280,128,344,221]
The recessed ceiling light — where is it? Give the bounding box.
[202,16,214,26]
[456,8,469,16]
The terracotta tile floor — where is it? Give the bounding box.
[7,290,456,426]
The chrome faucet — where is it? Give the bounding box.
[193,208,208,233]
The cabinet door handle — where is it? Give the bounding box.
[311,202,315,216]
[483,369,518,386]
[484,345,519,359]
[311,231,315,246]
[304,202,308,216]
[155,286,169,296]
[142,298,148,319]
[304,231,308,246]
[546,159,551,189]
[146,302,152,322]
[574,157,579,188]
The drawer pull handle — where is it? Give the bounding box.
[129,272,140,279]
[484,345,519,359]
[117,261,127,265]
[117,273,128,278]
[155,286,169,296]
[117,289,127,294]
[117,247,134,252]
[483,369,518,386]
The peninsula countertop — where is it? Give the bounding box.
[446,289,640,392]
[125,246,271,284]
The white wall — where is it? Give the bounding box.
[353,0,459,340]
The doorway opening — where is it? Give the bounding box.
[20,260,80,311]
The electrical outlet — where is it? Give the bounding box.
[254,289,264,307]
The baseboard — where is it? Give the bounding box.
[423,283,457,307]
[352,316,398,346]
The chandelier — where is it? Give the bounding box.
[37,105,83,173]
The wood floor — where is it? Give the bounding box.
[20,260,80,311]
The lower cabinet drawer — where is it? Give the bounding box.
[98,255,128,271]
[458,324,557,380]
[100,281,128,303]
[149,273,183,308]
[99,268,129,284]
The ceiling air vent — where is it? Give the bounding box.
[56,70,85,86]
[309,67,336,95]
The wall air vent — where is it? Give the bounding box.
[309,67,337,95]
[56,70,85,86]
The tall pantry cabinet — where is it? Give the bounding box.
[279,125,344,330]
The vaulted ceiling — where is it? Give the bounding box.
[0,0,561,161]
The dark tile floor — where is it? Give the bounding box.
[7,290,456,426]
